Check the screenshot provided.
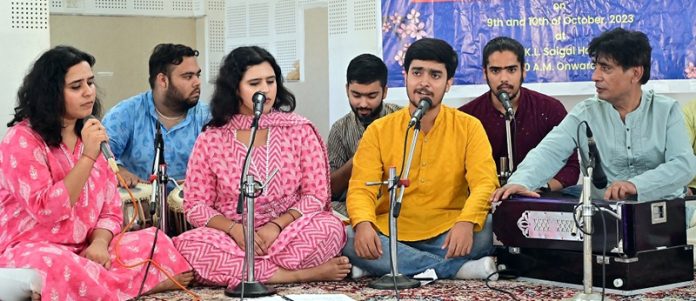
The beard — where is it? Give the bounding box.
[164,85,198,113]
[486,74,524,101]
[352,101,384,128]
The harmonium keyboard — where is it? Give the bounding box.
[492,193,693,295]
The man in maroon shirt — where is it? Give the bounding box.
[459,37,579,191]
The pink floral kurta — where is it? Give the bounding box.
[174,112,346,288]
[0,121,191,300]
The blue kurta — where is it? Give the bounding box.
[103,90,211,183]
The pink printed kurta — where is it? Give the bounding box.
[0,121,191,301]
[174,112,346,288]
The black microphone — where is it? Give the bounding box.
[150,121,166,215]
[86,115,119,173]
[586,126,607,189]
[408,98,432,128]
[253,91,266,119]
[154,121,165,165]
[497,91,514,118]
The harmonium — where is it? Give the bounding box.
[492,193,694,295]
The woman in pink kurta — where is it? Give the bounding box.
[0,46,192,300]
[174,46,349,289]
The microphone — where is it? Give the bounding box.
[86,115,119,173]
[586,126,607,189]
[253,91,266,119]
[408,98,432,128]
[150,122,165,215]
[497,91,514,119]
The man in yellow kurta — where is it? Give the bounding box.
[343,38,500,280]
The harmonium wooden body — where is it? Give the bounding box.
[492,193,694,295]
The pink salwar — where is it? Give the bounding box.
[174,112,346,288]
[0,121,191,300]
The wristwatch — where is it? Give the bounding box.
[539,182,551,192]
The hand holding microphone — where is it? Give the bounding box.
[408,97,433,128]
[85,115,119,173]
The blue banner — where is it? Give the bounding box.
[382,0,696,87]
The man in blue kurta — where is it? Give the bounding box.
[491,28,696,202]
[103,44,210,187]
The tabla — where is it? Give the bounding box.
[168,183,192,235]
[119,183,153,231]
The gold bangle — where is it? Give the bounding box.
[82,153,97,163]
[269,221,283,231]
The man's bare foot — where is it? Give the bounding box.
[144,271,194,295]
[268,256,351,283]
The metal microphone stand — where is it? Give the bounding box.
[565,155,611,301]
[499,111,514,185]
[226,116,277,298]
[365,122,421,290]
[149,123,168,233]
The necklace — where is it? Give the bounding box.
[155,107,185,120]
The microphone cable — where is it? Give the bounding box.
[485,268,520,301]
[115,173,200,300]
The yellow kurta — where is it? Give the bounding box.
[347,105,499,241]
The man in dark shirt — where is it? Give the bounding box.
[460,37,579,191]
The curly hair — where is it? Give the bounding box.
[207,46,296,128]
[8,45,102,147]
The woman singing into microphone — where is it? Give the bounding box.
[174,46,349,289]
[0,46,193,300]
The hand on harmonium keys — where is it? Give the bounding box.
[490,183,540,203]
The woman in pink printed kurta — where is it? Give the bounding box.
[174,46,348,289]
[0,46,191,300]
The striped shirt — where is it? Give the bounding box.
[327,103,402,172]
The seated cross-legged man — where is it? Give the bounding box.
[344,38,500,280]
[328,53,401,216]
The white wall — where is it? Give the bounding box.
[0,1,51,136]
[286,6,330,138]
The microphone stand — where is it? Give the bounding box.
[226,115,276,298]
[150,122,169,234]
[365,122,421,290]
[499,110,514,185]
[565,148,610,301]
